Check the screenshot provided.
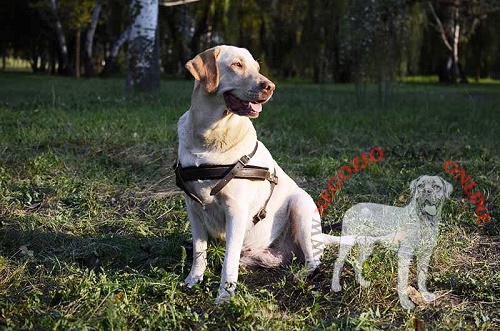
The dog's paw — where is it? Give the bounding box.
[421,291,436,302]
[182,274,203,288]
[399,297,416,310]
[330,282,342,292]
[214,282,236,305]
[214,292,231,305]
[358,278,371,288]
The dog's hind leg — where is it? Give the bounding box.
[289,190,325,277]
[354,242,374,288]
[331,238,355,292]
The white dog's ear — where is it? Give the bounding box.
[441,178,453,198]
[185,46,221,94]
[410,176,422,196]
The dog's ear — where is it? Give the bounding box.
[410,176,422,196]
[185,46,221,94]
[441,177,453,198]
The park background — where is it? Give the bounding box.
[1,0,499,330]
[2,0,500,86]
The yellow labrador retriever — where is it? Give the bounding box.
[176,45,339,303]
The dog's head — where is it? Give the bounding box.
[410,175,453,218]
[185,45,275,118]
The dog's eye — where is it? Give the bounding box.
[433,184,441,190]
[232,62,243,68]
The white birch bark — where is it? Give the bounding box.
[126,0,160,90]
[48,0,71,74]
[84,0,102,76]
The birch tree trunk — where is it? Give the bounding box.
[428,2,468,84]
[126,0,160,91]
[48,0,73,75]
[84,0,102,77]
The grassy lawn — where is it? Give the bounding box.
[0,73,498,330]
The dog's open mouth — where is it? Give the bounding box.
[422,200,437,216]
[223,92,265,118]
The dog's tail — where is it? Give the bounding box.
[321,222,342,245]
[240,248,287,269]
[322,233,341,245]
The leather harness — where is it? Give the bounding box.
[173,142,278,224]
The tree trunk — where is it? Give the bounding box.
[50,43,57,75]
[49,0,73,75]
[84,0,102,77]
[428,2,468,84]
[100,26,130,77]
[30,47,39,73]
[75,26,81,78]
[126,0,160,91]
[450,8,460,83]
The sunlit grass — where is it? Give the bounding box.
[0,73,498,330]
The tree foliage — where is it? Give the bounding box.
[1,0,500,83]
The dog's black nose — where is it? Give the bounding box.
[261,80,275,92]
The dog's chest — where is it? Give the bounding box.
[398,218,439,250]
[187,197,227,239]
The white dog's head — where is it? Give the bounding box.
[410,175,453,217]
[185,45,275,118]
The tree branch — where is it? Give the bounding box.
[427,2,453,52]
[85,0,102,58]
[159,0,201,7]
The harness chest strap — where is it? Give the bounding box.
[173,142,278,224]
[210,141,259,196]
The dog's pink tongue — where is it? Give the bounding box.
[250,102,262,113]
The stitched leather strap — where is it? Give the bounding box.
[173,141,278,225]
[180,165,270,182]
[253,167,278,224]
[173,160,205,206]
[210,142,259,196]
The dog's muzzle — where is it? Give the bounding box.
[422,199,438,216]
[223,92,264,117]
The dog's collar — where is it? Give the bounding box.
[173,142,278,225]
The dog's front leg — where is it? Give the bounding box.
[215,205,248,304]
[397,247,415,309]
[184,208,208,288]
[417,247,436,303]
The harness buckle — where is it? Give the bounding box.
[269,173,278,185]
[239,154,251,166]
[253,208,267,224]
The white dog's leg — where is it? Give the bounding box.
[331,240,354,292]
[215,205,248,304]
[289,191,324,278]
[184,208,208,288]
[417,248,436,302]
[354,242,374,288]
[397,247,415,309]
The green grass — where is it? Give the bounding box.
[0,73,498,330]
